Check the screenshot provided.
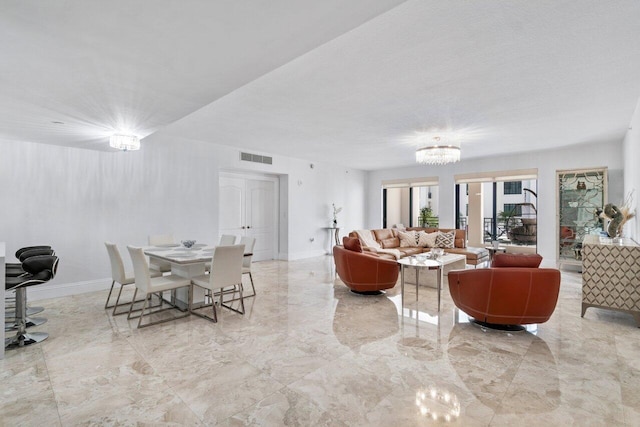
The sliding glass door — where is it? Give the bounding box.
[455,171,538,250]
[382,178,439,228]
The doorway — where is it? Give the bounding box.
[219,172,279,261]
[455,170,538,251]
[382,178,439,228]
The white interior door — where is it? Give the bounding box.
[219,174,277,262]
[219,176,245,238]
[246,179,275,261]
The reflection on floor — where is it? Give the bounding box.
[2,256,639,426]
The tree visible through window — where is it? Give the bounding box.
[503,181,522,195]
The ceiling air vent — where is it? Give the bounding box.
[240,152,272,165]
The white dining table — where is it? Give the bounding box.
[144,243,215,278]
[143,243,252,309]
[144,243,216,309]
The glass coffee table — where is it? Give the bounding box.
[397,254,467,312]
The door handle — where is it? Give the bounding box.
[241,226,246,229]
[247,226,251,229]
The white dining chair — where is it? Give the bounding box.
[219,234,236,246]
[148,234,174,274]
[190,244,245,323]
[127,246,192,328]
[239,236,256,298]
[204,234,238,273]
[104,242,161,315]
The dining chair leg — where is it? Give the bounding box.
[104,280,116,309]
[239,284,245,314]
[113,287,158,316]
[137,294,149,329]
[211,289,218,322]
[221,284,245,315]
[127,288,139,320]
[111,283,125,315]
[134,289,191,327]
[189,284,220,323]
[241,273,256,298]
[248,273,256,297]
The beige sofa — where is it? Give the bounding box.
[349,227,489,266]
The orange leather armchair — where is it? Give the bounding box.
[448,254,560,325]
[333,237,399,293]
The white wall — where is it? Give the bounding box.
[0,135,367,295]
[366,140,624,264]
[623,98,640,241]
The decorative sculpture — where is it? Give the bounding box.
[332,203,342,227]
[600,192,636,238]
[603,203,624,237]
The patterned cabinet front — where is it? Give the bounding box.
[582,235,640,325]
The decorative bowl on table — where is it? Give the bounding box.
[181,240,196,249]
[415,254,428,264]
[430,248,445,260]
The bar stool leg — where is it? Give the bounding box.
[5,288,48,349]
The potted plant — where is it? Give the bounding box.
[420,207,436,227]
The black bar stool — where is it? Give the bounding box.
[5,247,54,322]
[5,255,59,349]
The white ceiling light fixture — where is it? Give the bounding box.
[109,134,140,151]
[415,136,461,165]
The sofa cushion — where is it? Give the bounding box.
[380,237,400,248]
[373,229,396,242]
[446,247,489,261]
[436,230,456,248]
[417,231,438,248]
[493,253,542,268]
[399,247,423,257]
[398,230,418,247]
[343,236,363,253]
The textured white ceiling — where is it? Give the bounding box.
[0,0,406,149]
[3,1,640,169]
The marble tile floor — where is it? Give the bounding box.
[2,256,639,426]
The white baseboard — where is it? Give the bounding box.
[286,249,327,261]
[28,277,111,301]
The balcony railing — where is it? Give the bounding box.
[419,217,439,227]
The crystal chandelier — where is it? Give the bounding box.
[109,134,140,151]
[415,136,461,165]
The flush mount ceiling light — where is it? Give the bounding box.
[415,136,461,165]
[109,134,140,151]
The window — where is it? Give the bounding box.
[503,203,522,216]
[503,181,522,195]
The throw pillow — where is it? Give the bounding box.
[398,230,418,247]
[435,230,455,248]
[342,236,362,253]
[417,231,439,248]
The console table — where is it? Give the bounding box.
[582,235,640,326]
[324,227,340,253]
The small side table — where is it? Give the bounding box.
[485,245,506,262]
[397,257,444,312]
[324,227,340,246]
